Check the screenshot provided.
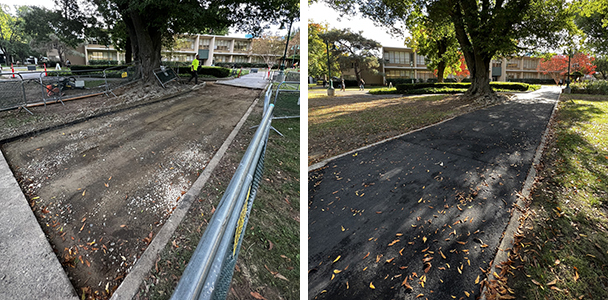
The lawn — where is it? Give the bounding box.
[308,94,483,165]
[503,93,608,300]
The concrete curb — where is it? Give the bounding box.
[0,151,78,300]
[481,91,561,299]
[110,96,261,300]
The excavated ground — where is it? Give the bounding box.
[1,83,260,299]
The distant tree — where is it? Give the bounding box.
[538,55,568,85]
[570,52,596,77]
[594,56,608,80]
[453,56,470,82]
[251,34,284,70]
[0,5,34,64]
[405,10,460,83]
[320,28,381,83]
[308,21,338,79]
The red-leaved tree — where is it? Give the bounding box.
[454,57,470,82]
[538,55,568,85]
[538,53,597,84]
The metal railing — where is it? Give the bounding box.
[0,63,141,112]
[170,103,274,300]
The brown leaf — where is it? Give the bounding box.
[402,277,413,290]
[120,224,127,228]
[388,239,400,246]
[424,262,432,273]
[386,257,395,264]
[547,279,557,286]
[250,292,267,300]
[362,252,370,260]
[376,254,383,263]
[81,217,86,223]
[531,279,541,286]
[268,240,274,250]
[264,265,278,275]
[416,294,424,298]
[85,260,91,267]
[574,271,579,282]
[274,273,289,281]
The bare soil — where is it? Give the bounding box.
[1,83,261,299]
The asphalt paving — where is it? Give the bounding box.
[215,70,269,90]
[308,86,561,300]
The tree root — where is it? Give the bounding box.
[459,92,513,106]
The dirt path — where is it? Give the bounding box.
[2,83,260,299]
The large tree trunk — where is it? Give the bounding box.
[437,61,446,83]
[128,11,162,83]
[123,16,139,64]
[466,54,494,98]
[125,37,132,64]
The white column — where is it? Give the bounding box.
[207,36,215,66]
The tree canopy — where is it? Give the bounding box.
[319,28,381,82]
[88,0,299,82]
[308,21,339,79]
[575,0,608,55]
[324,0,576,101]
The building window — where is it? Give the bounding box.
[214,55,229,63]
[492,61,502,68]
[523,59,538,69]
[234,41,249,52]
[200,39,211,49]
[507,58,520,69]
[216,40,230,51]
[88,51,116,61]
[233,56,248,63]
[384,51,412,65]
[417,54,425,66]
[386,69,414,78]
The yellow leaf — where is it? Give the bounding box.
[416,294,424,298]
[333,269,341,274]
[440,250,446,259]
[423,236,427,243]
[341,225,345,231]
[333,255,341,263]
[331,274,335,280]
[475,275,480,284]
[82,190,86,196]
[346,281,349,289]
[386,257,395,263]
[369,282,375,289]
[464,291,470,297]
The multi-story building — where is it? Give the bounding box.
[342,45,551,85]
[52,34,268,66]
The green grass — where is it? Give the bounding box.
[272,90,300,118]
[507,93,608,300]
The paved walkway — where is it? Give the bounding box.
[0,152,78,300]
[308,86,560,299]
[215,71,269,90]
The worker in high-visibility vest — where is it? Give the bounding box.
[188,54,199,84]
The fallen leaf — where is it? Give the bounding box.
[464,291,470,297]
[274,273,288,281]
[475,275,480,284]
[416,294,424,298]
[85,260,90,267]
[531,279,541,286]
[480,244,489,248]
[547,279,557,286]
[422,236,427,243]
[268,240,274,250]
[388,239,400,246]
[370,282,375,289]
[399,248,404,256]
[333,255,341,263]
[331,274,335,280]
[82,190,86,196]
[362,252,370,260]
[81,217,86,223]
[104,183,109,188]
[386,257,395,263]
[250,291,267,300]
[402,277,412,290]
[574,270,579,282]
[120,224,127,228]
[341,225,345,231]
[440,250,446,259]
[333,269,341,274]
[424,262,432,273]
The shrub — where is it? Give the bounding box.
[173,66,231,78]
[507,78,556,85]
[395,82,532,94]
[571,80,608,95]
[89,60,119,65]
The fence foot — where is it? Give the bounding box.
[20,106,34,115]
[270,126,283,137]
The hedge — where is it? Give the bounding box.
[570,80,608,95]
[174,66,231,78]
[507,78,556,85]
[395,82,534,93]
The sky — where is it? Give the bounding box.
[0,0,299,39]
[307,1,408,48]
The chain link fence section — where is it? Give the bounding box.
[271,71,300,119]
[0,74,31,114]
[0,64,142,112]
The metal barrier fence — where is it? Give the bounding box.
[170,103,274,300]
[0,64,141,112]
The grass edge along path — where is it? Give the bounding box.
[491,93,608,300]
[308,94,485,166]
[136,94,300,300]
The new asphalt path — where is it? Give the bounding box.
[308,86,561,300]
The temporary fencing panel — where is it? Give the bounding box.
[153,66,178,88]
[0,74,30,113]
[170,104,274,300]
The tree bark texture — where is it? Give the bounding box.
[128,10,161,82]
